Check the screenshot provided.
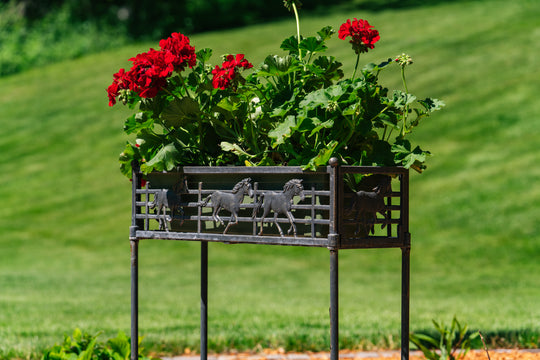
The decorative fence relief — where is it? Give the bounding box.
[129,162,411,360]
[131,164,409,249]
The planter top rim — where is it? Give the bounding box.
[141,165,408,176]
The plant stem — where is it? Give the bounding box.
[352,53,360,81]
[400,66,409,94]
[178,73,193,98]
[479,331,492,360]
[400,66,409,137]
[292,2,302,58]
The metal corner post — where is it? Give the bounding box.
[401,239,410,360]
[130,161,140,360]
[400,170,410,360]
[201,242,208,360]
[130,239,139,360]
[328,158,340,360]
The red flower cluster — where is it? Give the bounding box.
[338,18,380,54]
[211,54,253,90]
[107,33,196,106]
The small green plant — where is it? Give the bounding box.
[409,316,479,360]
[41,328,154,360]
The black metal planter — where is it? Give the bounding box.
[129,159,410,360]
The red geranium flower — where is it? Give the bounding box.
[338,18,380,54]
[211,54,253,90]
[108,33,197,106]
[159,32,197,72]
[127,49,175,98]
[107,68,132,106]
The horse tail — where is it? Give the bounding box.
[252,193,264,218]
[199,194,211,207]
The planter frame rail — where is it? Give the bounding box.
[129,160,410,360]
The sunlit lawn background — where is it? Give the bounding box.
[0,0,539,358]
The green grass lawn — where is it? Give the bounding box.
[1,0,539,358]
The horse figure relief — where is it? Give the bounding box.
[149,177,189,231]
[347,174,392,236]
[199,178,254,234]
[253,179,305,237]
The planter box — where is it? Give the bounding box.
[130,162,409,249]
[129,161,411,360]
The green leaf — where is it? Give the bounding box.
[317,26,335,41]
[392,139,430,169]
[196,48,212,63]
[77,337,97,360]
[107,332,130,360]
[268,115,296,146]
[220,142,254,158]
[305,140,338,169]
[311,56,344,85]
[377,113,399,129]
[142,143,180,172]
[392,90,416,109]
[161,97,201,128]
[258,55,300,77]
[216,96,242,114]
[419,97,446,112]
[299,36,327,54]
[280,35,299,54]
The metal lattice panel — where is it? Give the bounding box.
[130,164,409,249]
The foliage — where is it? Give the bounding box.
[409,317,480,360]
[109,3,444,179]
[41,328,152,360]
[0,1,128,77]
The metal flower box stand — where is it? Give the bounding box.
[129,159,411,360]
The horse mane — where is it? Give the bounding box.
[232,178,251,193]
[283,179,302,192]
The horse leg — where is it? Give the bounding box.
[161,206,170,232]
[378,210,387,230]
[213,206,225,226]
[155,205,164,231]
[258,207,269,236]
[273,212,284,237]
[178,206,185,227]
[223,212,237,234]
[286,211,297,237]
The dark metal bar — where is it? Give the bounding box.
[135,231,329,247]
[130,161,140,360]
[130,239,139,360]
[401,240,411,360]
[198,182,203,234]
[201,242,208,360]
[400,170,411,360]
[330,249,339,360]
[328,158,340,360]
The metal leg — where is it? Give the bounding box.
[401,245,410,360]
[130,240,139,360]
[330,249,339,360]
[201,242,208,360]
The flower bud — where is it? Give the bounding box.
[395,53,413,67]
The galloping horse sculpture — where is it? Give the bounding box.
[253,179,305,237]
[200,178,254,234]
[149,177,189,231]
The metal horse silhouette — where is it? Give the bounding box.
[150,177,189,231]
[348,175,392,236]
[200,178,254,234]
[253,179,305,237]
